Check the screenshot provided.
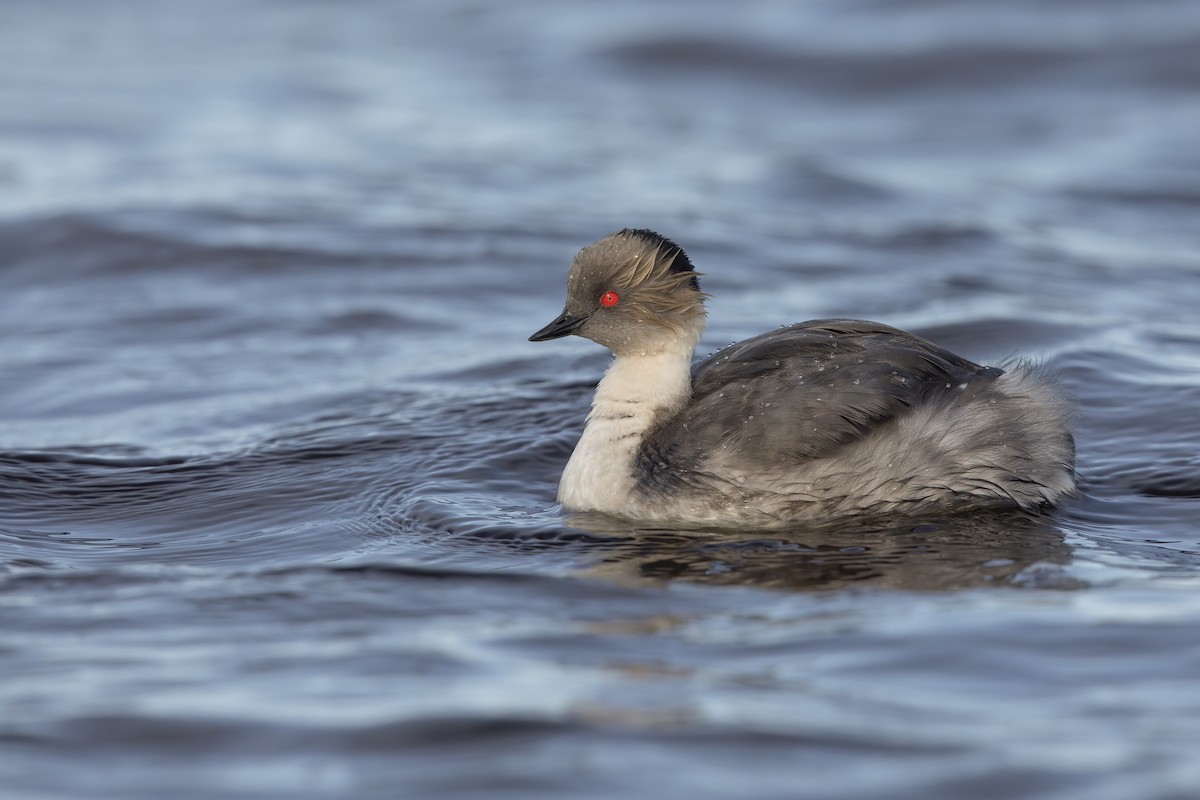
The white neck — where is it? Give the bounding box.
[558,344,695,514]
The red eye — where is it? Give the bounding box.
[600,291,620,308]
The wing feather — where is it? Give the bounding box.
[640,319,1002,473]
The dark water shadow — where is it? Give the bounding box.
[562,509,1077,592]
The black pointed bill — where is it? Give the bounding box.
[529,311,589,342]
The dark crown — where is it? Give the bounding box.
[618,228,700,290]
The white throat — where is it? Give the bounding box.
[558,345,695,514]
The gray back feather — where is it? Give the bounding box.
[639,319,1002,473]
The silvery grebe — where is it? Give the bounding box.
[530,229,1075,526]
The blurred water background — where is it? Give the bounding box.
[2,1,1200,798]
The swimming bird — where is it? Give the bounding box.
[530,229,1075,526]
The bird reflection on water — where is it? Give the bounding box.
[567,509,1077,592]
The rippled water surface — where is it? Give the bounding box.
[3,1,1200,798]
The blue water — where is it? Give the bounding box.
[3,1,1200,798]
